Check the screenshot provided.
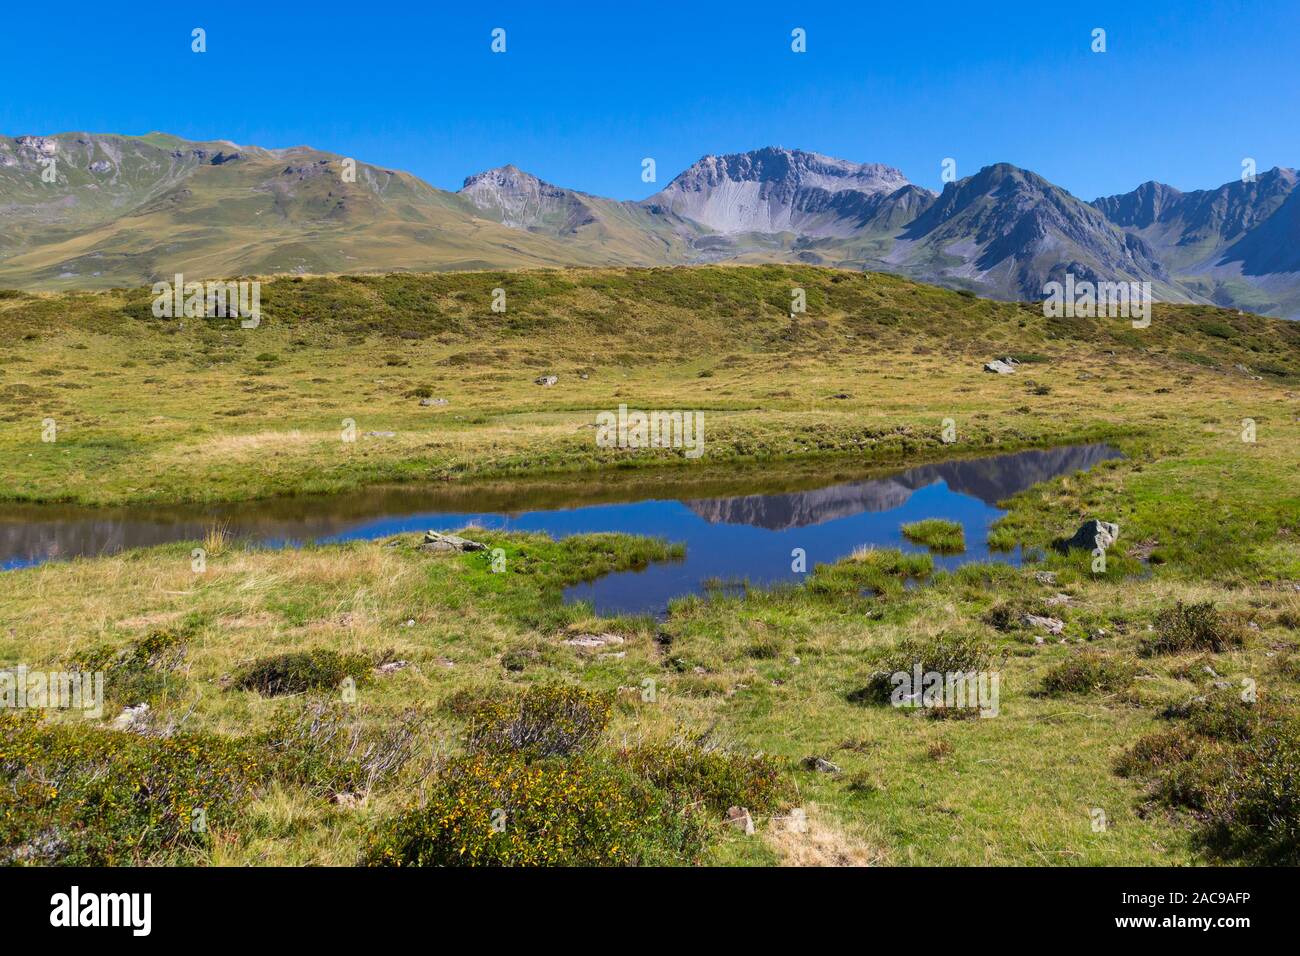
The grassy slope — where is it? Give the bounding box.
[1,265,1297,506]
[1,265,1298,866]
[0,134,684,291]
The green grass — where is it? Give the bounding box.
[900,518,966,553]
[2,264,1299,866]
[1,265,1297,507]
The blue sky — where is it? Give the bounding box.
[2,1,1295,201]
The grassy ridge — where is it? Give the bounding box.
[1,265,1297,506]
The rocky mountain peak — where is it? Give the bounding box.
[646,146,918,236]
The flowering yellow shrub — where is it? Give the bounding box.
[363,752,703,866]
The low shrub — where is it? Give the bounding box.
[1141,601,1246,656]
[983,600,1032,632]
[615,742,791,814]
[258,701,428,796]
[1040,651,1137,696]
[1215,726,1300,863]
[1115,728,1201,778]
[439,684,513,718]
[0,712,264,865]
[232,649,371,697]
[1118,691,1300,863]
[68,621,193,708]
[467,684,612,758]
[362,752,702,866]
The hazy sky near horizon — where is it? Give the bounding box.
[4,1,1296,201]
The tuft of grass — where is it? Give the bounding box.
[616,741,791,814]
[901,519,965,554]
[848,632,992,706]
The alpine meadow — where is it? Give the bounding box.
[1,2,1297,931]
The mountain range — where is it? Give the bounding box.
[1,133,1297,318]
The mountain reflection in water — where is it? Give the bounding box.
[1,443,1121,616]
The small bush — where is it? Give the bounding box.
[467,684,612,758]
[1164,691,1269,743]
[1040,651,1137,696]
[258,701,427,796]
[1115,728,1201,777]
[616,742,791,814]
[1117,692,1300,863]
[439,684,513,718]
[848,632,992,705]
[233,649,371,697]
[1215,726,1300,863]
[983,599,1032,632]
[362,753,701,866]
[900,519,965,554]
[0,713,264,865]
[1142,601,1246,656]
[68,622,192,708]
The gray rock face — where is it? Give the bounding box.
[984,359,1018,374]
[1056,519,1120,553]
[562,632,624,648]
[646,146,924,238]
[460,164,598,232]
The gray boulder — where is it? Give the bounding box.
[984,358,1018,374]
[1056,519,1120,553]
[419,531,487,553]
[535,375,558,387]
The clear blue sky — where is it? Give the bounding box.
[3,0,1296,201]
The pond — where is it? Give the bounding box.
[0,443,1121,616]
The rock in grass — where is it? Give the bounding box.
[419,398,449,407]
[984,358,1018,374]
[111,703,151,733]
[801,755,841,774]
[419,531,487,553]
[1056,519,1120,553]
[1024,614,1066,635]
[725,806,755,834]
[562,633,625,648]
[535,375,558,387]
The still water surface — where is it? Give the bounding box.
[0,443,1121,616]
